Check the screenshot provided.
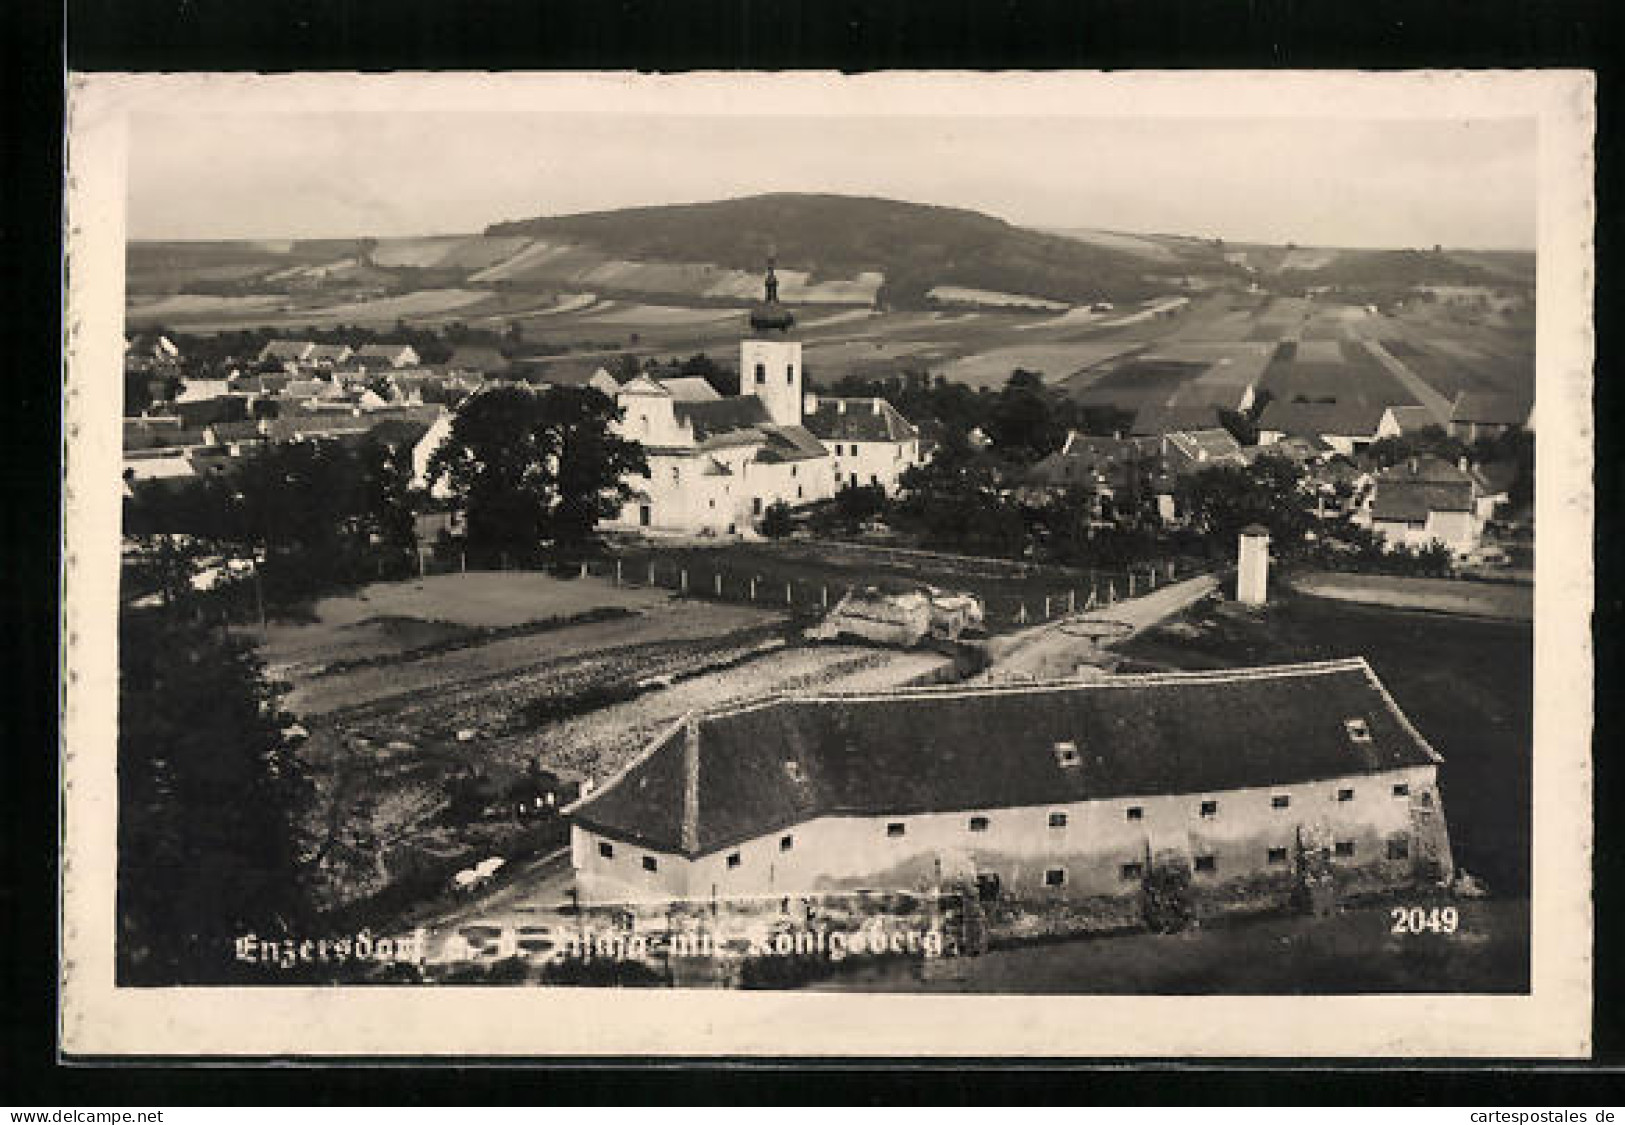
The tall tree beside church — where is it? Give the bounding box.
[429,385,649,554]
[117,608,313,984]
[542,385,651,545]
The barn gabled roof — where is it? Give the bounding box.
[569,658,1441,857]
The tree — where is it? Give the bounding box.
[760,500,795,539]
[1176,457,1313,552]
[429,385,649,554]
[542,386,651,545]
[118,608,312,984]
[1363,425,1469,470]
[985,369,1070,464]
[832,483,888,532]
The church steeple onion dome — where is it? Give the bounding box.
[749,257,796,334]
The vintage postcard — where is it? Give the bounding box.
[61,70,1594,1057]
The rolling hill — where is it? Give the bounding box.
[483,193,1203,308]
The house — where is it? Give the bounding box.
[259,340,317,367]
[353,343,422,369]
[305,342,354,368]
[566,658,1453,907]
[203,419,267,454]
[802,394,922,493]
[1159,428,1246,475]
[1375,404,1440,440]
[1027,431,1165,507]
[175,394,249,429]
[1129,399,1229,438]
[364,407,455,495]
[1447,392,1530,444]
[265,414,375,444]
[514,357,622,397]
[1362,455,1482,555]
[1255,399,1388,456]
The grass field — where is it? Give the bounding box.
[1119,589,1532,897]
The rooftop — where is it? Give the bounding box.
[1257,398,1389,438]
[803,397,918,444]
[569,657,1441,857]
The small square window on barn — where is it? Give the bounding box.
[1387,837,1410,861]
[1337,788,1355,803]
[1199,799,1218,818]
[1125,806,1144,821]
[1334,841,1355,859]
[780,835,794,852]
[727,852,742,869]
[968,816,990,833]
[1271,794,1291,810]
[1194,854,1216,874]
[1267,847,1289,865]
[1344,718,1372,743]
[1119,862,1144,881]
[1052,740,1082,768]
[598,842,614,859]
[887,822,906,838]
[1044,868,1066,887]
[1048,812,1068,829]
[642,856,658,873]
[1392,782,1410,798]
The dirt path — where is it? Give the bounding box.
[1359,338,1453,424]
[980,573,1221,681]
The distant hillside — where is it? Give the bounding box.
[486,193,1202,308]
[1278,248,1510,289]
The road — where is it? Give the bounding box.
[979,572,1221,681]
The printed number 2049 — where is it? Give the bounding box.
[1390,906,1460,934]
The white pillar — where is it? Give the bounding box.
[1238,525,1271,606]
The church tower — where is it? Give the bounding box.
[741,258,803,428]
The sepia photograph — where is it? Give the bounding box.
[60,70,1594,1057]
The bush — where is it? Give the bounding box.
[760,500,795,539]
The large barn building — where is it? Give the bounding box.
[566,658,1454,908]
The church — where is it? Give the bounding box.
[604,263,922,537]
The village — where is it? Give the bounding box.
[119,231,1536,993]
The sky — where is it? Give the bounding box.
[127,112,1537,250]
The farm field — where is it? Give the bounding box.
[266,569,947,917]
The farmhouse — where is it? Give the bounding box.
[1159,427,1246,474]
[1027,431,1165,504]
[354,343,423,369]
[1375,404,1440,440]
[567,658,1453,907]
[1362,455,1482,556]
[1447,392,1530,444]
[1256,399,1388,456]
[259,339,317,367]
[801,394,922,493]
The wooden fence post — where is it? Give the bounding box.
[785,582,793,606]
[615,559,622,586]
[1043,595,1051,619]
[1068,589,1075,614]
[1108,581,1117,604]
[681,569,688,593]
[580,562,588,579]
[460,551,466,574]
[1167,559,1176,581]
[1088,585,1097,609]
[1129,571,1136,598]
[1017,602,1028,625]
[821,586,828,609]
[749,577,757,601]
[714,573,723,597]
